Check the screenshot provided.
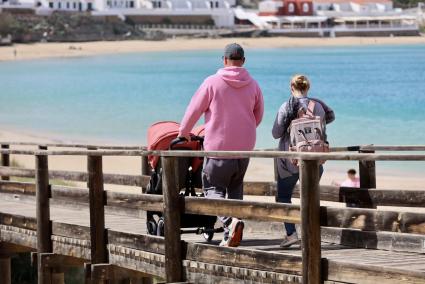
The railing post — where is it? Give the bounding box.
[36,146,52,284]
[87,155,107,269]
[0,253,11,284]
[141,155,150,176]
[1,144,10,180]
[300,159,321,284]
[161,156,183,282]
[359,150,376,188]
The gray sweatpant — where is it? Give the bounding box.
[202,158,250,238]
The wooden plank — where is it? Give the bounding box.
[162,156,183,282]
[108,245,165,278]
[52,235,91,260]
[52,222,91,240]
[107,230,165,255]
[184,242,302,274]
[321,227,425,253]
[300,159,321,284]
[36,151,53,284]
[2,179,424,209]
[106,192,164,212]
[3,148,425,161]
[87,155,107,264]
[0,212,37,230]
[325,259,425,284]
[0,167,150,187]
[243,181,276,196]
[1,144,10,181]
[184,197,300,223]
[0,180,36,194]
[359,150,376,189]
[0,225,37,248]
[321,207,425,234]
[0,141,145,150]
[0,254,11,284]
[91,263,150,281]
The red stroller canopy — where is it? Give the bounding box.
[147,121,204,170]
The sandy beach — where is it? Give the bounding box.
[1,36,425,62]
[1,127,423,190]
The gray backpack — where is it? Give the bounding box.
[289,100,329,164]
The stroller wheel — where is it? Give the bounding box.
[147,220,157,235]
[157,218,165,236]
[203,231,214,242]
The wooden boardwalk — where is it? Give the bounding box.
[0,143,425,283]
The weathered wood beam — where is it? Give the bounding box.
[87,155,107,265]
[36,149,53,284]
[0,212,37,230]
[0,242,33,254]
[91,263,150,281]
[162,156,183,282]
[0,167,150,187]
[1,144,10,181]
[300,159,321,284]
[106,192,163,212]
[184,242,302,275]
[108,245,165,278]
[52,222,91,240]
[320,207,425,235]
[184,197,301,223]
[0,141,145,150]
[325,259,425,284]
[107,230,165,255]
[2,179,424,209]
[359,150,376,189]
[0,253,11,284]
[321,227,425,253]
[0,225,37,249]
[2,148,425,161]
[36,252,85,268]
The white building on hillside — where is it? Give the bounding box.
[313,0,393,13]
[18,0,235,27]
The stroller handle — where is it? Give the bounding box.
[170,135,204,149]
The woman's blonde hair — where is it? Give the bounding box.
[290,74,310,98]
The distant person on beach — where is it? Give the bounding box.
[272,74,335,248]
[340,169,360,188]
[178,43,264,247]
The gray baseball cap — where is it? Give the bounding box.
[224,43,244,60]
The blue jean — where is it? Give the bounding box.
[276,166,323,236]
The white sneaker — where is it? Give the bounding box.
[219,239,228,247]
[220,218,244,247]
[280,232,300,248]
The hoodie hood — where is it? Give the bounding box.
[217,66,253,89]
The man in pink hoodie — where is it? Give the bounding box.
[179,43,264,247]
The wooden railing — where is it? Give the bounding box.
[0,142,424,283]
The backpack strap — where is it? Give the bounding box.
[306,100,316,117]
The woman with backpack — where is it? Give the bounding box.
[272,74,335,248]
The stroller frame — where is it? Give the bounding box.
[145,129,223,242]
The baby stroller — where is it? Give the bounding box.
[145,121,222,242]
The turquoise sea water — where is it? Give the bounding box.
[1,44,425,172]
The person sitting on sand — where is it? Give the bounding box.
[340,169,360,188]
[272,74,335,248]
[178,43,264,247]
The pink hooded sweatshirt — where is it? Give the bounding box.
[179,66,264,152]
